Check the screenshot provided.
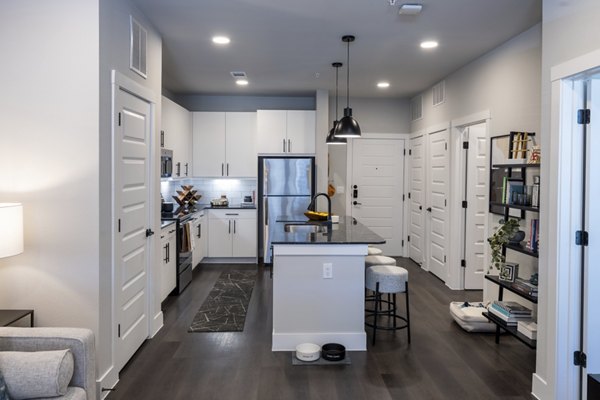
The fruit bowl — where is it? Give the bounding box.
[304,211,329,221]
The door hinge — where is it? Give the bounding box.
[577,109,591,124]
[444,199,447,207]
[118,112,121,126]
[445,142,448,151]
[118,324,121,338]
[118,219,121,233]
[407,235,410,242]
[408,192,411,199]
[402,239,404,247]
[575,230,589,246]
[409,149,412,155]
[444,255,447,263]
[463,141,469,149]
[404,148,406,156]
[403,194,405,201]
[461,259,466,268]
[462,201,468,208]
[574,350,587,367]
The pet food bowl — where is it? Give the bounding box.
[295,343,321,362]
[321,343,346,361]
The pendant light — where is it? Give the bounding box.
[334,35,361,138]
[326,62,347,145]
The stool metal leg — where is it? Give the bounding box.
[373,282,380,346]
[393,293,397,329]
[405,281,411,343]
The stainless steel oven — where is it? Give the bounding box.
[161,149,173,178]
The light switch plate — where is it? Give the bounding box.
[337,186,345,194]
[323,263,333,279]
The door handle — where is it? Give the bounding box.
[228,220,231,234]
[234,220,236,234]
[176,162,181,177]
[353,201,362,206]
[353,185,358,199]
[185,163,189,177]
[222,163,224,176]
[227,163,229,176]
[164,244,168,263]
[288,139,291,153]
[160,130,164,147]
[283,139,286,152]
[146,228,155,237]
[197,224,201,238]
[426,207,432,212]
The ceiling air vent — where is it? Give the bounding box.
[230,71,247,79]
[432,80,445,106]
[411,95,423,121]
[130,16,147,79]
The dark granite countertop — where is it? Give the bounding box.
[271,216,385,245]
[160,220,176,230]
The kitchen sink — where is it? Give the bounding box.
[284,223,328,233]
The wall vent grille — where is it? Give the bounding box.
[432,80,446,106]
[130,16,147,79]
[411,95,423,121]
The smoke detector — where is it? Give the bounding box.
[398,4,423,15]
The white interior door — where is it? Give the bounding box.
[114,86,152,371]
[464,123,488,289]
[427,129,449,281]
[409,135,425,265]
[351,138,405,255]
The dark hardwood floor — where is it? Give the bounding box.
[107,258,535,400]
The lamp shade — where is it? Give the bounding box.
[334,108,362,138]
[326,121,347,145]
[0,203,24,258]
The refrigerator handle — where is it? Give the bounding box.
[264,197,269,225]
[288,139,291,152]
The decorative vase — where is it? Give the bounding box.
[508,230,525,244]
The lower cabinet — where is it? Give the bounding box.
[192,213,207,269]
[208,209,256,258]
[160,224,177,302]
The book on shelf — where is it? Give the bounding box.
[488,304,532,326]
[517,320,537,340]
[492,300,532,315]
[511,278,538,297]
[528,219,540,252]
[505,179,524,204]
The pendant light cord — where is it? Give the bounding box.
[335,65,339,121]
[346,40,350,109]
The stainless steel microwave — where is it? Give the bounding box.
[161,149,173,178]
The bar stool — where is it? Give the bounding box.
[367,247,383,255]
[365,265,411,345]
[365,255,395,267]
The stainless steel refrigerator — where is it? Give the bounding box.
[258,156,315,263]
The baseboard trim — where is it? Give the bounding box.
[150,311,163,338]
[272,332,367,351]
[532,372,548,400]
[202,257,257,264]
[97,365,119,400]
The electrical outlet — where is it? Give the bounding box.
[323,263,333,279]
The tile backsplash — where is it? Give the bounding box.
[161,178,257,206]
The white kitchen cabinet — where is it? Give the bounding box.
[192,112,257,177]
[161,96,193,178]
[256,110,315,154]
[191,212,207,269]
[160,223,177,302]
[208,209,257,258]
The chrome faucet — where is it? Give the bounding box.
[307,192,332,223]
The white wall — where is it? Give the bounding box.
[177,94,315,112]
[0,0,101,360]
[536,1,600,399]
[99,0,163,391]
[328,96,411,215]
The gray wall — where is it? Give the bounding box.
[176,94,315,111]
[411,24,541,136]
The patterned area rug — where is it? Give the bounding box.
[189,269,257,332]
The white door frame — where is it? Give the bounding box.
[346,133,410,257]
[110,70,160,377]
[533,48,600,400]
[448,111,491,290]
[408,131,425,266]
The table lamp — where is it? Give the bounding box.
[0,203,24,258]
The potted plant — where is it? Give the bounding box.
[487,218,520,273]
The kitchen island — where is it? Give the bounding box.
[270,216,384,351]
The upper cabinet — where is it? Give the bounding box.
[192,112,257,177]
[161,96,193,178]
[257,110,315,154]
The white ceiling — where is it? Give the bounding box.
[131,0,541,98]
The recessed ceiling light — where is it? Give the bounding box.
[377,82,390,88]
[420,41,438,49]
[212,36,230,45]
[236,79,248,86]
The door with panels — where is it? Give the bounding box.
[463,123,488,289]
[351,138,405,255]
[426,128,449,281]
[409,135,425,265]
[113,84,152,372]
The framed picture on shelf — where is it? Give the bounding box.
[499,262,519,282]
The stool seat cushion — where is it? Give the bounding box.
[365,255,395,267]
[366,265,408,293]
[367,247,383,255]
